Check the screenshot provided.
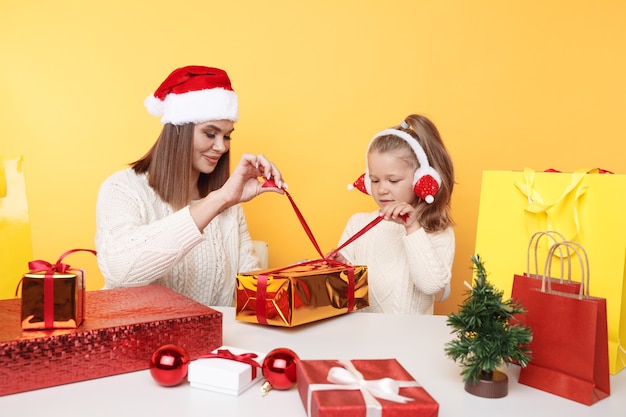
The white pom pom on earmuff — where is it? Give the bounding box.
[414,173,440,204]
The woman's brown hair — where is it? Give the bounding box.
[131,123,230,210]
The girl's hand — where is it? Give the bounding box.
[327,250,350,265]
[379,202,421,234]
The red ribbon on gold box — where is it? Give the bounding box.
[236,183,379,327]
[19,249,95,330]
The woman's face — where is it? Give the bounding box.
[191,120,234,174]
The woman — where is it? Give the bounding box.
[95,65,285,306]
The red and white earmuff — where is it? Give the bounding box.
[348,128,442,204]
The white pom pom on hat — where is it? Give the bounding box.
[144,65,238,125]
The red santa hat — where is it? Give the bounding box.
[144,65,238,125]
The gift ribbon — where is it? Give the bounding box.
[197,349,261,380]
[256,273,269,324]
[263,179,383,260]
[255,181,382,324]
[514,168,613,242]
[306,360,419,417]
[18,248,97,329]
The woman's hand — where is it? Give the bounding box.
[191,153,285,231]
[219,153,286,205]
[379,202,421,234]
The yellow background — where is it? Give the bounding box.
[1,1,625,314]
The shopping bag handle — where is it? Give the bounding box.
[542,241,590,299]
[527,231,572,281]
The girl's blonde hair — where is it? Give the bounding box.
[369,114,454,232]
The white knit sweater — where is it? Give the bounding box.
[95,168,259,307]
[338,211,455,314]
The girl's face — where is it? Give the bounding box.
[191,120,234,175]
[368,150,419,208]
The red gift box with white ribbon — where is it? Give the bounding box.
[297,358,439,417]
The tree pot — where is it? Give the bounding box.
[464,370,508,398]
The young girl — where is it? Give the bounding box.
[334,114,455,314]
[95,65,285,306]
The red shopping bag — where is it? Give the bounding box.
[511,231,582,326]
[518,241,610,405]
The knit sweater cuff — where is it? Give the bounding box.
[174,206,205,250]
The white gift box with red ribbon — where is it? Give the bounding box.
[188,345,265,396]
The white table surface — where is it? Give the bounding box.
[1,306,624,416]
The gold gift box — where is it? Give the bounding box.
[20,270,85,330]
[236,261,369,327]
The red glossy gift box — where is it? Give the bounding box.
[297,359,439,417]
[0,285,222,396]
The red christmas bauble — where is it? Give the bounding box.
[261,347,299,393]
[149,344,190,387]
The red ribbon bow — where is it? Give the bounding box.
[198,349,261,380]
[19,248,97,329]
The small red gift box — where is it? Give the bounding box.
[297,359,439,417]
[0,284,222,396]
[19,249,94,330]
[20,270,85,329]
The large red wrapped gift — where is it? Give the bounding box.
[0,284,222,396]
[297,359,439,417]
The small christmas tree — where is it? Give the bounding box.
[444,255,532,394]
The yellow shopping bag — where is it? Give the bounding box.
[0,156,33,300]
[475,168,626,374]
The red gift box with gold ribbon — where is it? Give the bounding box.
[236,185,379,327]
[297,359,439,417]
